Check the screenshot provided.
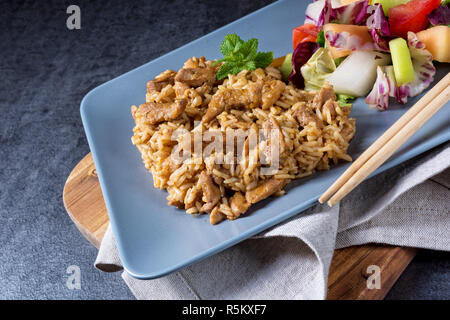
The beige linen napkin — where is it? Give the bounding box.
[95,142,450,299]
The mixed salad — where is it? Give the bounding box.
[279,0,450,110]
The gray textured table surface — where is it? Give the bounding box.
[1,0,448,300]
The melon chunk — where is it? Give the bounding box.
[326,43,352,59]
[339,0,364,5]
[326,51,391,96]
[416,26,450,63]
[323,24,374,59]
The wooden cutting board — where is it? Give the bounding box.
[63,153,417,299]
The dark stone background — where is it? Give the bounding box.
[0,0,448,299]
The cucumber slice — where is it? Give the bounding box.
[389,38,415,86]
[280,53,293,82]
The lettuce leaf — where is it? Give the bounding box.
[301,47,336,91]
[334,56,346,67]
[337,94,356,107]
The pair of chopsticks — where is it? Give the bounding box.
[320,72,450,207]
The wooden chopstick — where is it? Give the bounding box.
[327,84,449,207]
[319,72,450,206]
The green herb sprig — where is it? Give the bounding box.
[215,34,273,80]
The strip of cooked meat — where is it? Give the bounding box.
[238,123,258,165]
[312,82,336,110]
[261,80,286,110]
[262,117,286,163]
[247,81,263,109]
[173,81,190,98]
[263,117,285,152]
[134,99,186,124]
[322,99,338,119]
[212,175,224,186]
[202,88,250,123]
[196,83,212,96]
[198,171,221,212]
[245,178,287,204]
[293,102,323,129]
[209,206,226,225]
[184,185,200,210]
[175,66,216,87]
[230,192,251,218]
[202,82,263,123]
[146,70,176,95]
[146,81,165,94]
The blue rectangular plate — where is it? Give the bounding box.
[81,0,450,279]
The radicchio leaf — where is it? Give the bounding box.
[365,66,390,110]
[304,0,332,28]
[427,4,450,26]
[309,0,393,52]
[365,66,407,110]
[288,41,320,89]
[366,32,436,110]
[366,3,391,51]
[325,29,379,51]
[403,31,436,97]
[304,0,370,27]
[389,67,409,105]
[332,0,370,25]
[326,3,391,53]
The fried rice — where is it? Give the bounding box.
[131,56,356,224]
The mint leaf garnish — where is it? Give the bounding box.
[216,34,274,80]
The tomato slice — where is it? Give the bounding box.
[388,0,441,38]
[293,24,319,50]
